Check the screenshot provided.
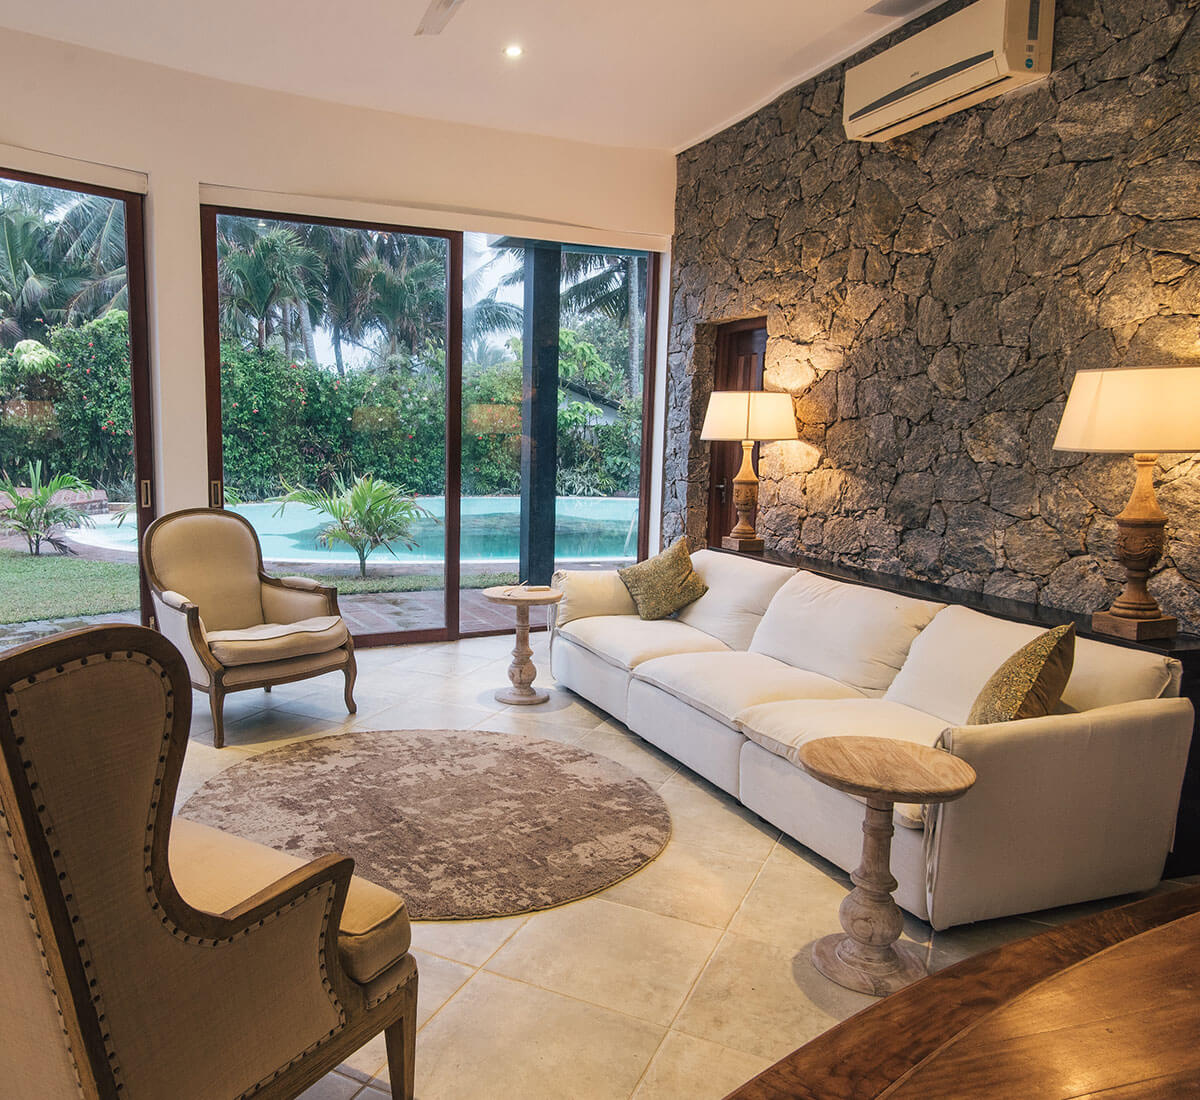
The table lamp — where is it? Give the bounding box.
[1054,365,1200,641]
[700,390,798,552]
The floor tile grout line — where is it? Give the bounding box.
[464,964,675,1032]
[626,840,776,1096]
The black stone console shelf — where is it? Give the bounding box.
[719,546,1200,878]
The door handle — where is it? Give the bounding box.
[210,480,224,508]
[717,480,728,504]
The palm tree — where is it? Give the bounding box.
[217,225,323,352]
[300,224,375,375]
[360,234,448,362]
[560,253,647,396]
[274,474,432,577]
[0,210,61,347]
[0,460,93,555]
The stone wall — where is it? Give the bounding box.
[664,0,1200,632]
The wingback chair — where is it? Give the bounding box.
[142,508,357,747]
[0,625,417,1099]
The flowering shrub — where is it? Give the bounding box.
[0,312,643,503]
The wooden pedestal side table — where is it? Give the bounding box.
[481,585,563,705]
[797,735,977,997]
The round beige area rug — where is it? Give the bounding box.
[180,728,671,920]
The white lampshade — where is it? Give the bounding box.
[700,391,799,442]
[1054,366,1200,454]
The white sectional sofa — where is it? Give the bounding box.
[551,550,1194,930]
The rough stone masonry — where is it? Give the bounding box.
[664,0,1200,633]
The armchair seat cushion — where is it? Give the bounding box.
[170,818,410,985]
[206,615,349,667]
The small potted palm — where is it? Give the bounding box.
[274,473,433,577]
[0,461,94,555]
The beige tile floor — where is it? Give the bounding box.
[174,634,1186,1100]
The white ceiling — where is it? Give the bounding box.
[0,0,943,151]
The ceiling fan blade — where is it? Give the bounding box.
[415,0,467,36]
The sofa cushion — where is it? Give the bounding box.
[968,623,1075,725]
[558,615,729,671]
[618,539,707,620]
[633,651,865,726]
[736,699,949,830]
[169,818,410,985]
[206,615,348,666]
[674,550,796,650]
[552,569,637,626]
[749,571,944,696]
[886,605,1178,725]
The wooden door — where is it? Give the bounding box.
[706,320,766,546]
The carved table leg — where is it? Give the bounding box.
[495,603,548,705]
[812,797,926,996]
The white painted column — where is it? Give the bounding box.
[144,173,210,512]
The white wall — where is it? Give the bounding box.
[0,30,675,511]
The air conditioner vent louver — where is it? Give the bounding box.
[843,0,1054,142]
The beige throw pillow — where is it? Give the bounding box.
[967,623,1076,725]
[618,539,708,621]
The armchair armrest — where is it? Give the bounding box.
[925,697,1194,930]
[260,573,340,622]
[153,839,362,1092]
[551,568,636,632]
[150,588,220,686]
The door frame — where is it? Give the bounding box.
[0,167,157,622]
[706,317,767,548]
[199,203,463,647]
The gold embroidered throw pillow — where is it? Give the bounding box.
[968,623,1076,725]
[618,539,708,621]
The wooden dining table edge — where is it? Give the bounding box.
[724,883,1200,1100]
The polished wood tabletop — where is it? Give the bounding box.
[726,885,1200,1099]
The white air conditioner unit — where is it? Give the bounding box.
[843,0,1054,142]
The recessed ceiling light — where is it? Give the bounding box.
[504,44,523,58]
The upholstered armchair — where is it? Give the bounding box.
[142,508,357,747]
[0,625,417,1099]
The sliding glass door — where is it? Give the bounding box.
[459,235,654,633]
[200,207,461,644]
[200,206,656,646]
[0,170,155,649]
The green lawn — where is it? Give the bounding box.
[0,547,517,623]
[0,549,141,622]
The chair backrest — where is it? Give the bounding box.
[143,508,265,631]
[0,627,196,1097]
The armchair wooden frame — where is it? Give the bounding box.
[0,626,415,1099]
[142,508,357,748]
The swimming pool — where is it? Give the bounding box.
[74,497,640,565]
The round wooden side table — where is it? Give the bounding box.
[481,585,563,705]
[796,735,977,997]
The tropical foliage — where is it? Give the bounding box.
[0,460,93,555]
[0,182,127,348]
[275,474,433,577]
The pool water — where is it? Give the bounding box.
[78,497,639,564]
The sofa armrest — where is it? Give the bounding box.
[551,568,636,632]
[924,697,1194,930]
[260,573,339,623]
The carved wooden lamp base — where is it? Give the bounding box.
[722,439,764,553]
[1092,453,1177,642]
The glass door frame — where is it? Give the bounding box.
[0,166,157,623]
[200,204,661,648]
[199,203,463,647]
